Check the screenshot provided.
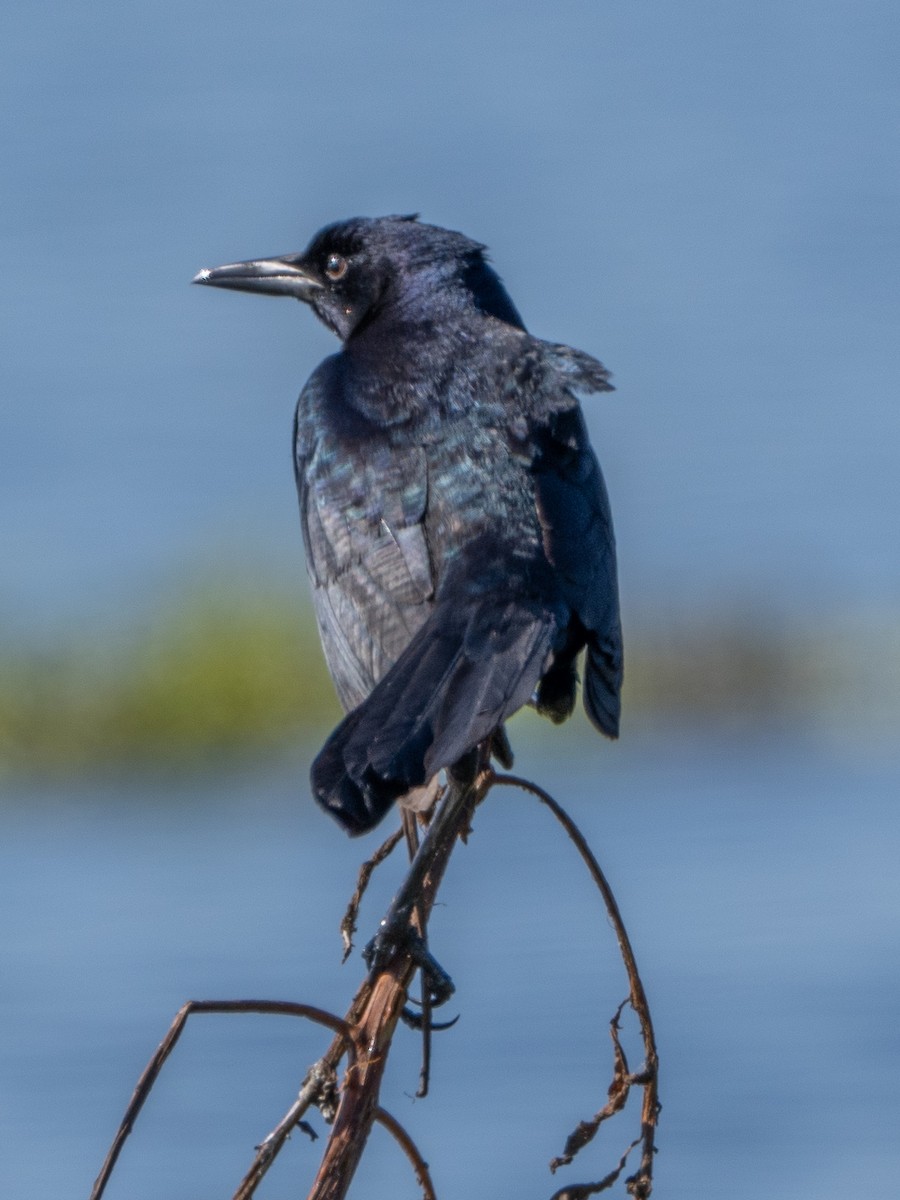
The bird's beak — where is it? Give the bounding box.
[192,255,324,300]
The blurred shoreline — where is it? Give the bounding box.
[2,577,897,782]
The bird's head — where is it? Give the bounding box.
[193,215,524,341]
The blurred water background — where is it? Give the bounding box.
[2,2,899,1197]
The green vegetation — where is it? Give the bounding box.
[0,585,340,778]
[1,582,896,779]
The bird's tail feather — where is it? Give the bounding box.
[312,600,556,834]
[583,635,623,739]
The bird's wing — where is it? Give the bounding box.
[300,338,622,835]
[531,343,623,736]
[311,535,565,834]
[294,372,434,711]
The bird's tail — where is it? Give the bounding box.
[311,598,557,835]
[583,631,623,739]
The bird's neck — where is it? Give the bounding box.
[341,308,477,426]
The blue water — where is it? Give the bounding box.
[2,2,900,632]
[2,6,899,1195]
[2,726,898,1197]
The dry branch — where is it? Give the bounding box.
[301,763,490,1200]
[90,759,659,1200]
[89,1001,353,1200]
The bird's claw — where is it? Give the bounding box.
[364,920,456,1009]
[400,1005,460,1032]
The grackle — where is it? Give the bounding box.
[194,216,622,835]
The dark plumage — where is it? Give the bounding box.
[194,216,623,834]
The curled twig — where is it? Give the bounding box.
[490,771,659,1198]
[550,1001,632,1171]
[548,1136,642,1200]
[374,1107,437,1200]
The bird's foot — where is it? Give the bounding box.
[363,918,456,1010]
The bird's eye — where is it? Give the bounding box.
[324,253,348,281]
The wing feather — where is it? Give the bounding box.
[294,366,434,711]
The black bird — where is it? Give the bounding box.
[194,216,622,836]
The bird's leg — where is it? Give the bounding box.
[363,752,487,1013]
[395,808,456,1092]
[399,810,436,1041]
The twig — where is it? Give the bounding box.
[490,771,659,1199]
[548,1136,642,1200]
[89,1000,353,1200]
[340,826,404,962]
[232,1056,341,1199]
[374,1106,437,1200]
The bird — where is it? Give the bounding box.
[193,215,622,836]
